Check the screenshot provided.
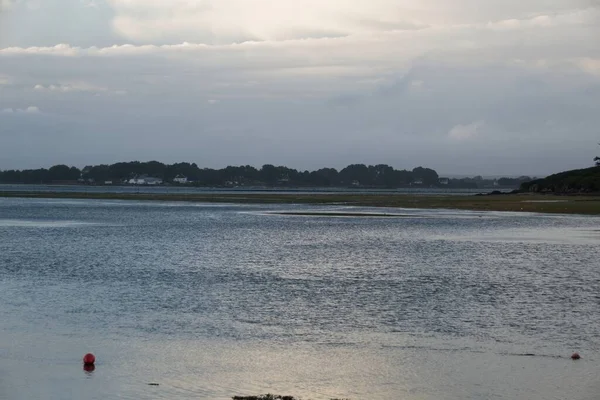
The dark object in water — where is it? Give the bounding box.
[232,396,295,400]
[148,383,160,386]
[571,352,581,360]
[232,396,348,400]
[83,364,95,373]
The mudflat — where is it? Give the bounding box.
[1,191,600,214]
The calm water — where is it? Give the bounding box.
[1,198,599,400]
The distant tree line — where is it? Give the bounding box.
[0,161,531,189]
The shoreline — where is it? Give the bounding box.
[1,191,600,215]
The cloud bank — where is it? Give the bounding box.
[0,0,599,175]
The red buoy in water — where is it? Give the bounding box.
[571,352,581,360]
[83,353,96,365]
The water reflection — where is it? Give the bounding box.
[83,364,95,374]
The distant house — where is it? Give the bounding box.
[128,175,163,185]
[351,180,360,187]
[493,180,500,187]
[104,180,113,185]
[173,175,188,184]
[413,179,423,185]
[439,178,449,185]
[144,177,163,185]
[127,177,142,185]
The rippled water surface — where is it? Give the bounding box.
[1,198,600,400]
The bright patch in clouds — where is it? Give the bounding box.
[448,121,485,141]
[104,0,598,44]
[578,58,600,77]
[107,0,427,43]
[2,106,40,114]
[1,0,14,10]
[33,82,125,95]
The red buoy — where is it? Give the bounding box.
[571,352,581,360]
[83,353,96,365]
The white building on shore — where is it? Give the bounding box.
[128,175,163,185]
[173,175,188,184]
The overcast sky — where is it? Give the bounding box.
[0,0,599,176]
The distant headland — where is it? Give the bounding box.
[520,166,600,194]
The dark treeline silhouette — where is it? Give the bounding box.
[0,161,531,189]
[519,144,600,193]
[521,166,600,193]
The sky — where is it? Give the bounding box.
[0,0,599,176]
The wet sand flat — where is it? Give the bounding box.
[2,191,600,214]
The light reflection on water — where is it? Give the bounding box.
[0,198,599,400]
